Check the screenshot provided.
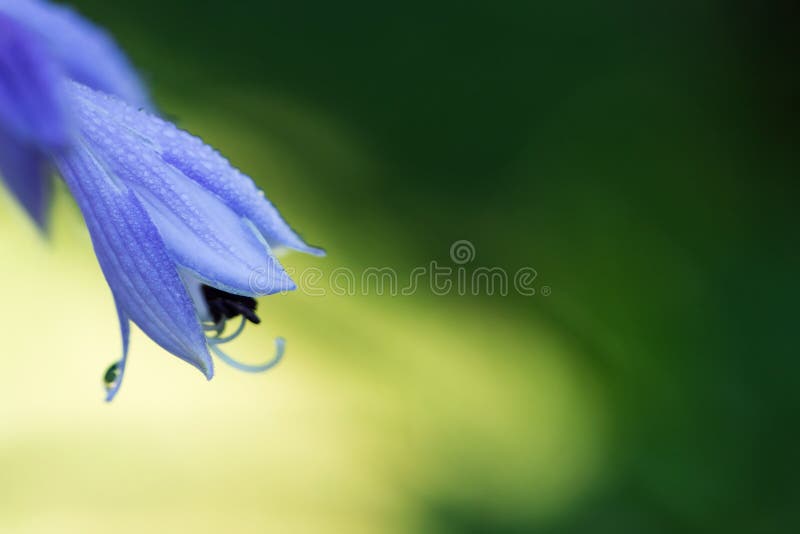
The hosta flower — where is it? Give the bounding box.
[56,82,323,400]
[0,1,323,400]
[0,0,149,228]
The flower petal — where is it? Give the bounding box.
[68,82,296,296]
[0,126,50,228]
[54,139,214,379]
[105,299,130,402]
[0,0,150,109]
[63,79,323,256]
[0,11,68,148]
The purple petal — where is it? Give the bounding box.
[68,82,298,296]
[0,11,68,148]
[104,300,130,402]
[0,125,51,228]
[54,140,214,380]
[63,78,324,257]
[0,0,150,109]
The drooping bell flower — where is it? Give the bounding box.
[55,82,323,400]
[0,1,323,400]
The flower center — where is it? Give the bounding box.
[201,285,261,325]
[200,285,285,373]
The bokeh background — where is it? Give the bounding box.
[1,1,797,532]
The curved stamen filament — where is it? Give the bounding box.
[211,315,247,344]
[208,336,285,373]
[203,321,224,335]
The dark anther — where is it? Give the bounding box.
[202,285,261,325]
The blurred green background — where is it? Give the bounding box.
[0,0,797,532]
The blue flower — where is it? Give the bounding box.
[0,0,149,228]
[55,82,323,400]
[0,1,323,400]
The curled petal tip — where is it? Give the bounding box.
[186,357,214,381]
[103,360,123,402]
[195,358,214,381]
[272,242,325,258]
[284,280,298,293]
[306,245,327,257]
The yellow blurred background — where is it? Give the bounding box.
[0,108,606,533]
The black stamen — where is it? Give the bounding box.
[226,301,261,324]
[201,285,261,325]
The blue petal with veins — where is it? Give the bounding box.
[67,78,325,256]
[67,82,297,296]
[0,2,323,399]
[53,82,322,399]
[55,138,215,387]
